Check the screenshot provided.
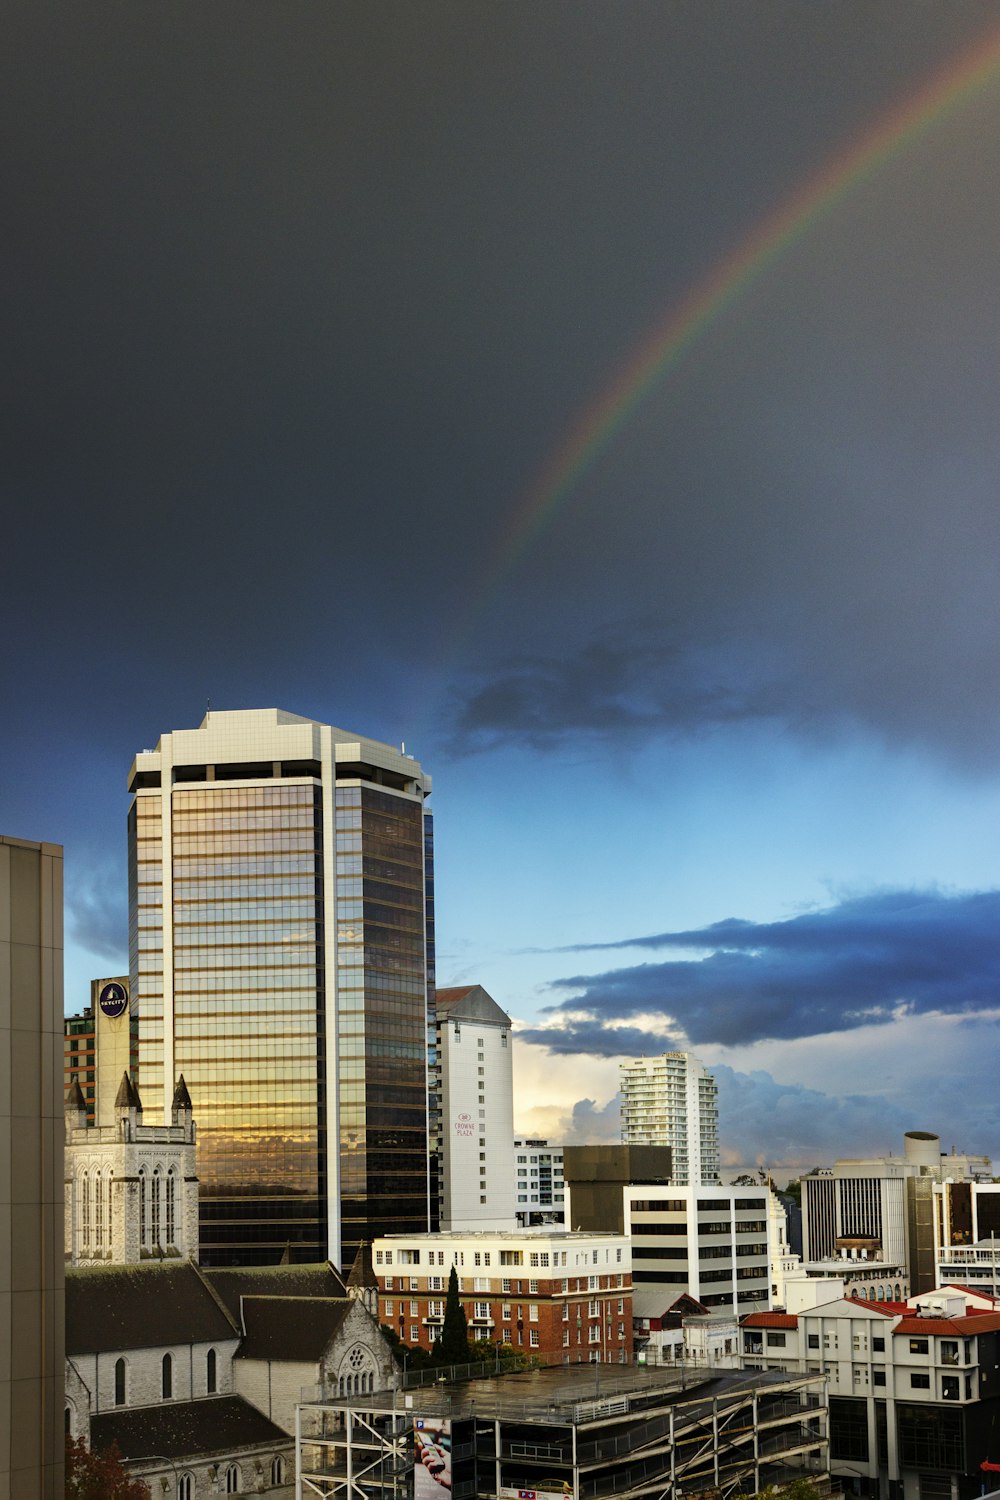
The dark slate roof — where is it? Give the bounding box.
[114,1072,142,1110]
[66,1262,238,1355]
[201,1263,347,1325]
[346,1242,378,1291]
[65,1077,86,1111]
[90,1395,287,1462]
[235,1296,352,1361]
[435,984,511,1028]
[172,1074,192,1109]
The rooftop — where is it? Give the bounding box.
[303,1363,822,1425]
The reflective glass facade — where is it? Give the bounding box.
[128,710,433,1271]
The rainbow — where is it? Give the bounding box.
[491,22,1000,574]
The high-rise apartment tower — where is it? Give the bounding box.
[620,1052,720,1185]
[128,709,434,1270]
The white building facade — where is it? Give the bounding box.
[435,986,516,1230]
[513,1138,565,1224]
[621,1184,771,1315]
[620,1052,720,1185]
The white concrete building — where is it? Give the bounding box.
[620,1052,720,1185]
[619,1183,771,1315]
[513,1138,565,1223]
[743,1286,1000,1500]
[435,986,516,1230]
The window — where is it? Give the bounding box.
[474,1277,489,1292]
[474,1301,490,1319]
[271,1457,285,1485]
[589,1326,600,1343]
[162,1353,173,1400]
[529,1304,539,1321]
[225,1463,241,1493]
[151,1168,161,1246]
[410,1325,419,1342]
[872,1336,885,1352]
[502,1279,511,1293]
[873,1369,886,1387]
[178,1477,194,1500]
[166,1169,176,1244]
[530,1329,539,1347]
[409,1301,418,1317]
[385,1277,394,1290]
[429,1276,442,1291]
[529,1279,539,1293]
[502,1305,511,1320]
[807,1334,819,1349]
[910,1372,931,1389]
[909,1338,928,1355]
[114,1358,126,1406]
[385,1300,394,1317]
[941,1340,959,1366]
[767,1332,786,1347]
[206,1347,217,1394]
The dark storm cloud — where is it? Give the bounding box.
[453,626,793,748]
[67,864,129,967]
[525,890,1000,1048]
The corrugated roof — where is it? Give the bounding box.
[235,1296,352,1361]
[894,1312,1000,1336]
[743,1312,798,1328]
[66,1262,237,1355]
[90,1395,287,1462]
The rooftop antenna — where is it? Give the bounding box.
[206,698,211,722]
[401,741,406,754]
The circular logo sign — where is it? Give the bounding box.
[99,982,128,1019]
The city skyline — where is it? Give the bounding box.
[7,6,1000,1176]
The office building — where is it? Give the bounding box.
[563,1143,674,1233]
[128,708,434,1270]
[64,975,136,1127]
[933,1181,1000,1296]
[620,1051,720,1184]
[621,1184,771,1314]
[513,1138,566,1224]
[435,986,516,1230]
[1,834,64,1499]
[801,1132,992,1293]
[372,1228,632,1363]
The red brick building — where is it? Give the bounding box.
[372,1230,633,1364]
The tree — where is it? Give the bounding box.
[437,1264,470,1365]
[65,1436,151,1499]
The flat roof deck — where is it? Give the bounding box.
[301,1364,823,1425]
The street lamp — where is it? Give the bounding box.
[126,1454,178,1492]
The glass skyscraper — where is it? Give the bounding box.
[128,709,433,1270]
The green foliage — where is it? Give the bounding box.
[782,1178,802,1204]
[438,1264,471,1364]
[65,1436,151,1499]
[754,1478,820,1500]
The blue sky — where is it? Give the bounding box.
[5,3,1000,1179]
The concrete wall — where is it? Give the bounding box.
[0,836,64,1500]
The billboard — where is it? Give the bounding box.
[414,1417,452,1498]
